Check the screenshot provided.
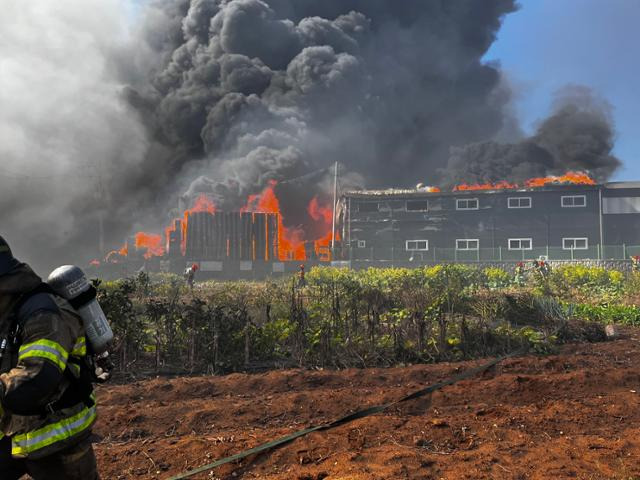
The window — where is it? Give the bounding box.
[456,198,479,210]
[508,197,532,209]
[358,202,379,213]
[406,240,429,251]
[508,238,532,250]
[561,195,586,208]
[603,197,640,214]
[357,240,366,248]
[563,238,588,250]
[406,200,429,212]
[456,239,479,251]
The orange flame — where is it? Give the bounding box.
[308,196,333,224]
[189,193,217,214]
[307,196,339,258]
[135,232,164,259]
[105,243,128,263]
[524,172,596,187]
[242,181,306,260]
[453,171,595,191]
[453,180,517,191]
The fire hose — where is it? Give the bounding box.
[167,350,524,480]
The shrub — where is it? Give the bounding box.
[483,267,512,289]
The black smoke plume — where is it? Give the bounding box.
[122,0,520,219]
[443,86,621,185]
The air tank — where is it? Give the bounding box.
[47,265,114,354]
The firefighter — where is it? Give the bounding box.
[631,255,640,272]
[532,259,551,279]
[0,236,99,479]
[184,263,199,289]
[514,261,526,286]
[298,264,306,288]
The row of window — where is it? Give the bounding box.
[447,195,588,210]
[355,238,589,251]
[358,195,587,213]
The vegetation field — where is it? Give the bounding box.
[97,264,640,375]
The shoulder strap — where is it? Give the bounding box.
[13,283,60,328]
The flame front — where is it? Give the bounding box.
[453,171,595,191]
[524,172,596,187]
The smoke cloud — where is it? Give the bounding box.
[443,85,621,184]
[0,0,151,272]
[0,0,622,272]
[120,0,521,226]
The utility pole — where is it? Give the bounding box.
[331,162,339,252]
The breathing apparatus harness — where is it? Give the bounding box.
[0,282,113,415]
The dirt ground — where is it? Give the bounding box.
[94,329,640,480]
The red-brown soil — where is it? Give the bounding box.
[94,330,640,480]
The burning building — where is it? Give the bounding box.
[100,172,640,278]
[338,174,640,264]
[101,182,337,278]
[171,211,279,262]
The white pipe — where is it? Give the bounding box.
[331,162,338,251]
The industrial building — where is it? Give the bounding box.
[337,181,640,264]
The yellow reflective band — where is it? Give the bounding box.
[12,399,97,457]
[19,339,68,371]
[71,336,86,357]
[0,246,9,253]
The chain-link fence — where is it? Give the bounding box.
[340,244,640,263]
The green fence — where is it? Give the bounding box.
[342,244,640,263]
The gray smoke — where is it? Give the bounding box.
[0,0,153,273]
[444,86,621,185]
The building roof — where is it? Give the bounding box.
[342,183,603,199]
[604,181,640,189]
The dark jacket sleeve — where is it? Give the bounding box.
[0,309,77,415]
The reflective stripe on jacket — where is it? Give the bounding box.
[11,394,97,458]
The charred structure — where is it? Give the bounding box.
[177,211,279,261]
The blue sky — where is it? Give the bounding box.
[485,0,640,180]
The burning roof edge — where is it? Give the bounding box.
[342,181,640,198]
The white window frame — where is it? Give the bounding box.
[508,197,532,209]
[456,239,479,251]
[456,198,479,210]
[405,200,429,212]
[508,238,532,251]
[357,240,366,248]
[563,237,588,250]
[561,195,586,208]
[406,240,429,251]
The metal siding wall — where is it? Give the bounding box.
[345,187,607,260]
[602,186,640,244]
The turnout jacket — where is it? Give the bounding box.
[0,264,96,459]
